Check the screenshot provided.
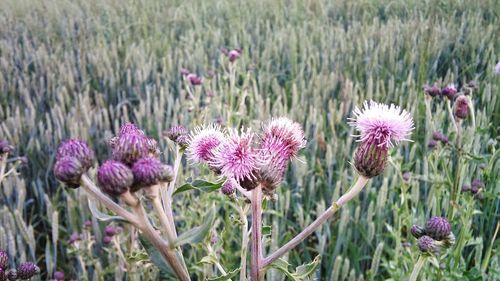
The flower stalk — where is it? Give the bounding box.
[409,255,427,281]
[250,185,264,281]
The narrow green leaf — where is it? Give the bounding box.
[173,180,223,195]
[208,268,241,281]
[173,207,216,247]
[88,199,127,223]
[198,254,218,265]
[269,256,321,280]
[139,235,175,277]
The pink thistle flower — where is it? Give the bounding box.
[262,117,306,158]
[211,128,261,182]
[454,95,469,119]
[441,84,457,99]
[349,100,414,148]
[187,125,226,164]
[119,123,145,137]
[228,49,241,62]
[186,73,202,86]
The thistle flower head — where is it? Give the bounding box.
[441,84,457,99]
[159,164,174,183]
[417,235,439,255]
[56,139,95,170]
[104,225,116,236]
[54,156,85,188]
[228,49,241,62]
[112,133,149,165]
[166,125,188,143]
[454,95,469,119]
[187,125,226,164]
[423,84,440,97]
[0,250,8,270]
[131,157,165,190]
[119,123,145,137]
[211,128,260,182]
[353,140,389,178]
[0,140,13,154]
[410,225,425,239]
[424,217,451,241]
[186,73,202,85]
[349,101,414,148]
[102,236,113,245]
[221,178,237,196]
[146,138,160,158]
[16,262,39,280]
[54,271,65,281]
[97,160,134,196]
[262,117,306,158]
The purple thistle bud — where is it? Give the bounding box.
[454,95,469,119]
[410,225,425,238]
[221,178,237,196]
[186,73,202,86]
[0,268,5,281]
[146,138,160,158]
[0,250,8,270]
[402,171,412,182]
[159,165,174,183]
[432,131,444,141]
[467,80,478,90]
[471,179,484,194]
[112,133,149,165]
[187,125,226,164]
[428,139,437,149]
[54,156,85,188]
[440,134,449,144]
[441,84,457,99]
[423,84,440,97]
[165,125,188,143]
[131,157,165,190]
[258,137,292,192]
[56,139,95,170]
[16,262,40,280]
[0,140,14,154]
[97,160,134,196]
[68,232,82,244]
[6,269,16,281]
[425,217,451,240]
[417,235,439,254]
[180,68,190,76]
[353,139,389,179]
[176,135,189,149]
[118,123,145,137]
[54,271,65,281]
[83,220,92,228]
[102,235,113,245]
[104,225,116,236]
[211,129,261,183]
[228,49,241,62]
[461,184,471,193]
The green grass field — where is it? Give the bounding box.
[0,0,499,280]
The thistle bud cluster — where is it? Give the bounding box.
[0,250,39,281]
[411,217,455,256]
[187,118,306,195]
[54,123,174,197]
[462,179,485,196]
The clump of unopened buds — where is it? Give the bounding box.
[411,216,455,255]
[0,251,40,281]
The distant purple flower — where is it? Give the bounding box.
[187,125,226,164]
[423,84,440,97]
[54,271,65,281]
[68,232,82,244]
[228,49,241,62]
[495,61,500,73]
[112,133,149,165]
[471,179,484,194]
[56,139,95,170]
[118,123,145,137]
[16,262,39,280]
[432,131,444,141]
[104,225,116,236]
[54,156,85,188]
[461,184,471,193]
[102,236,113,245]
[7,269,16,281]
[0,140,13,154]
[349,101,414,149]
[83,220,92,228]
[0,250,8,270]
[425,217,451,240]
[97,160,134,196]
[454,95,469,119]
[441,84,457,99]
[428,139,437,150]
[211,129,260,182]
[402,171,411,182]
[186,73,202,86]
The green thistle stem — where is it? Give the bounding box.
[409,255,427,281]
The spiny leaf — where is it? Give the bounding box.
[138,235,175,277]
[173,180,223,195]
[269,256,321,280]
[208,268,241,281]
[88,199,127,223]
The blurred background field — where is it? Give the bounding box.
[0,0,499,280]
